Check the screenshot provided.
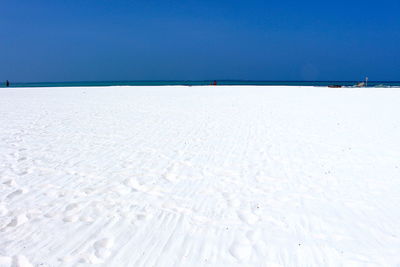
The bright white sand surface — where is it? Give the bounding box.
[0,86,400,266]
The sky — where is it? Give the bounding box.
[1,0,399,82]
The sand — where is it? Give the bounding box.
[0,85,400,266]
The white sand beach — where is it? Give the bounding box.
[1,85,400,266]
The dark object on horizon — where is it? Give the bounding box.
[213,80,217,86]
[328,85,342,88]
[5,80,10,87]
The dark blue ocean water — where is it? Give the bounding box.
[1,80,400,88]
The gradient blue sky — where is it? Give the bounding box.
[1,0,399,82]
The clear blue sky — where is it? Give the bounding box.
[1,0,399,82]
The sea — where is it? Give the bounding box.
[1,80,400,88]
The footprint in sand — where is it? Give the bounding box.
[63,215,79,223]
[65,203,80,212]
[3,179,17,187]
[62,203,82,222]
[164,171,178,183]
[79,215,94,223]
[44,209,58,218]
[130,212,151,225]
[136,214,147,221]
[17,157,27,162]
[26,209,42,220]
[109,184,131,196]
[83,187,95,195]
[237,210,259,225]
[77,253,103,264]
[73,237,115,264]
[17,171,28,176]
[94,238,114,249]
[0,204,8,216]
[7,214,29,228]
[43,189,58,198]
[163,163,181,183]
[0,255,33,267]
[229,236,253,261]
[6,189,26,200]
[246,229,262,243]
[93,238,114,259]
[123,178,144,192]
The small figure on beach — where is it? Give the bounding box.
[355,77,368,88]
[5,80,10,87]
[213,80,217,86]
[356,82,365,87]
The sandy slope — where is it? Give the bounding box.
[0,86,399,266]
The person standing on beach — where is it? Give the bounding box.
[5,80,10,87]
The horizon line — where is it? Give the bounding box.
[4,79,400,84]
